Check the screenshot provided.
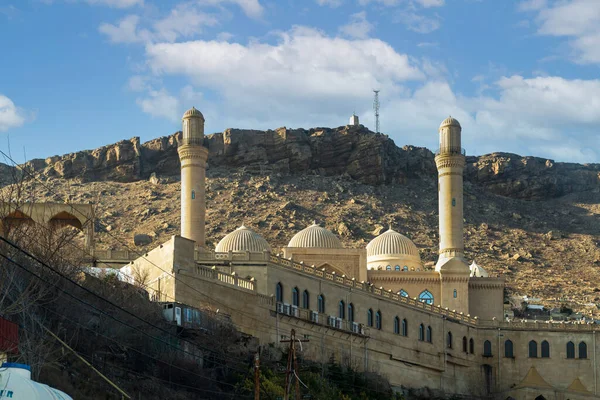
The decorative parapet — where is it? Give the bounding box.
[188,264,256,292]
[268,253,478,325]
[93,249,140,261]
[480,319,598,332]
[195,250,271,262]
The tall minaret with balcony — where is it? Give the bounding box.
[178,107,208,249]
[435,116,470,313]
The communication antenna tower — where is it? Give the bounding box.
[373,89,380,134]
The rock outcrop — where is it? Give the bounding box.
[11,125,600,201]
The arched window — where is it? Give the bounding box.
[534,396,547,400]
[426,326,432,343]
[375,310,382,330]
[367,309,373,327]
[276,283,283,302]
[566,341,575,359]
[483,340,492,357]
[447,332,453,349]
[347,303,354,323]
[394,317,400,334]
[419,290,434,305]
[579,342,588,359]
[292,287,299,307]
[541,340,550,358]
[529,340,538,358]
[403,266,408,271]
[302,290,310,309]
[338,300,345,319]
[419,324,424,341]
[317,295,325,313]
[401,319,407,336]
[399,289,409,298]
[453,289,457,298]
[386,265,391,271]
[505,340,514,358]
[469,338,475,354]
[191,190,195,199]
[395,265,400,271]
[462,336,468,353]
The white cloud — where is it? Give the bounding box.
[99,15,151,43]
[0,95,27,132]
[153,3,218,42]
[358,0,443,6]
[417,0,444,7]
[518,0,547,12]
[136,88,179,121]
[394,11,440,33]
[85,0,143,7]
[339,11,373,39]
[358,0,399,5]
[216,31,234,41]
[316,0,343,6]
[526,0,600,64]
[196,0,263,18]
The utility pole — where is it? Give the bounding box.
[281,329,309,400]
[373,89,380,134]
[254,352,260,400]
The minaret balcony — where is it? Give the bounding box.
[180,137,204,147]
[435,147,466,156]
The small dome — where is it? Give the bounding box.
[367,229,419,258]
[215,225,271,253]
[183,107,205,120]
[470,261,489,277]
[287,222,343,249]
[439,116,461,129]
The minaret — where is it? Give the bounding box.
[178,107,209,249]
[435,116,470,313]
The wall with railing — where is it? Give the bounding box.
[93,249,140,261]
[480,318,599,332]
[190,264,256,292]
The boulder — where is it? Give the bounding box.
[134,234,152,246]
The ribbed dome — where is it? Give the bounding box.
[183,107,205,120]
[439,116,461,129]
[287,223,343,249]
[215,225,271,253]
[366,229,419,258]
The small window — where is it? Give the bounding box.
[394,317,400,334]
[386,265,391,271]
[505,339,514,358]
[191,190,195,199]
[338,300,345,319]
[367,309,373,327]
[395,265,400,271]
[317,295,325,313]
[566,341,575,359]
[402,266,408,271]
[579,342,587,359]
[470,338,475,354]
[376,311,382,330]
[452,198,456,206]
[402,319,408,337]
[399,289,409,298]
[292,287,299,307]
[447,332,453,349]
[453,289,457,298]
[348,303,354,322]
[541,340,550,358]
[276,283,283,303]
[419,324,425,341]
[483,340,492,357]
[426,326,432,343]
[419,290,434,305]
[462,336,467,353]
[529,340,538,358]
[302,290,310,309]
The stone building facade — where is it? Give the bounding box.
[124,108,599,400]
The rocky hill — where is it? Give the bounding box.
[2,125,600,315]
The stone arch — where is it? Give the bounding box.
[534,396,547,400]
[317,262,346,276]
[48,211,84,230]
[1,209,35,235]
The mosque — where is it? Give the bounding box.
[7,107,596,399]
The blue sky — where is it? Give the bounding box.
[1,0,599,163]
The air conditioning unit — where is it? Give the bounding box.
[352,322,360,333]
[283,304,291,316]
[328,316,337,327]
[291,305,299,317]
[276,303,284,313]
[310,311,319,323]
[336,318,343,329]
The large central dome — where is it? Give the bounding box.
[215,225,271,253]
[287,223,343,249]
[366,228,422,271]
